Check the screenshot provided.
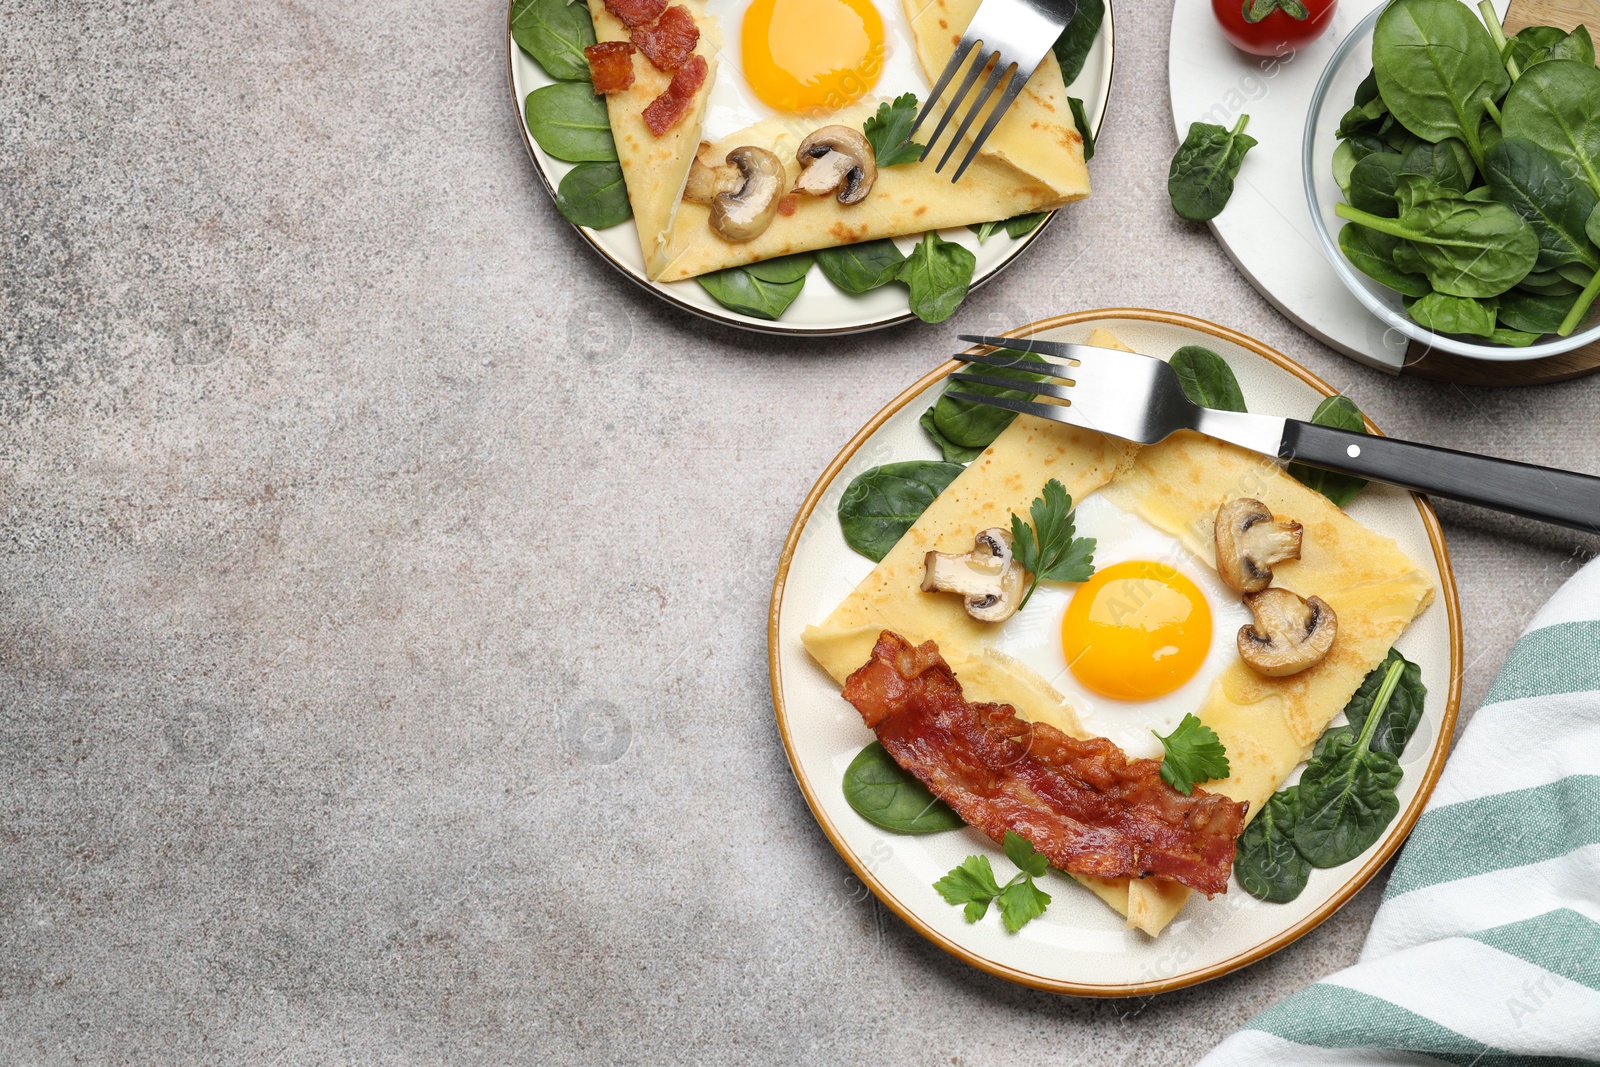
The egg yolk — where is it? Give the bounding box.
[1061,560,1213,701]
[741,0,885,114]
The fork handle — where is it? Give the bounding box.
[1280,421,1600,534]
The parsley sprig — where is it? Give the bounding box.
[933,832,1053,932]
[1010,479,1097,610]
[1154,713,1231,795]
[863,93,926,168]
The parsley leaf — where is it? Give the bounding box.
[933,855,1002,922]
[934,832,1054,932]
[863,93,926,167]
[1009,479,1097,610]
[996,878,1052,932]
[1154,713,1231,795]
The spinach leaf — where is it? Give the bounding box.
[920,408,983,463]
[1334,133,1389,195]
[555,160,631,228]
[1398,138,1476,193]
[1234,787,1312,903]
[1289,395,1369,507]
[1005,213,1049,239]
[1507,24,1595,74]
[742,253,814,284]
[1405,291,1499,337]
[929,351,1051,454]
[1483,137,1600,274]
[1168,115,1257,222]
[1348,151,1405,217]
[1343,648,1427,757]
[1518,268,1583,295]
[1335,178,1538,298]
[510,0,596,82]
[1069,96,1096,162]
[1492,327,1542,346]
[1502,59,1600,198]
[1169,345,1246,411]
[898,232,976,323]
[697,254,814,320]
[1052,0,1105,87]
[1371,0,1508,166]
[863,94,925,167]
[1338,94,1391,140]
[1293,657,1406,868]
[842,742,964,833]
[969,220,1003,243]
[816,240,905,294]
[1339,224,1432,297]
[1497,288,1574,333]
[1559,223,1600,334]
[837,461,964,562]
[523,82,616,162]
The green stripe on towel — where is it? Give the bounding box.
[1485,621,1600,705]
[1469,908,1600,993]
[1385,776,1600,899]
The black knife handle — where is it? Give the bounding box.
[1279,420,1600,534]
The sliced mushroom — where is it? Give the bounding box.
[682,143,742,204]
[921,528,1024,623]
[708,146,786,242]
[1237,588,1336,677]
[1214,498,1303,594]
[794,126,877,205]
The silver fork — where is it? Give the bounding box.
[947,333,1600,534]
[906,0,1080,182]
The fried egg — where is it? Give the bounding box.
[991,493,1253,761]
[701,0,929,142]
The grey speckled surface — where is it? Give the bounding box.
[3,0,1598,1062]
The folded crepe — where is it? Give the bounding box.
[588,0,1091,281]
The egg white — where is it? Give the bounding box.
[990,494,1253,761]
[699,0,930,143]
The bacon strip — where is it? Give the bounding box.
[642,53,706,137]
[631,4,698,71]
[584,41,636,94]
[603,0,668,29]
[843,632,1249,896]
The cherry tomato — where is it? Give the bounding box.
[1212,0,1338,57]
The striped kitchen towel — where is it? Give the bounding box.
[1199,559,1600,1065]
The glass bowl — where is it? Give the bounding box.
[1302,5,1600,361]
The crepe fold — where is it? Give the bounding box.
[803,330,1436,936]
[589,0,1091,282]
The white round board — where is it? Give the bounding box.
[509,1,1115,335]
[1167,0,1510,373]
[769,311,1461,995]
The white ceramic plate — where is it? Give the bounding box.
[508,1,1115,335]
[768,310,1462,996]
[1167,0,1510,373]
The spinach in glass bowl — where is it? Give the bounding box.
[1304,0,1600,358]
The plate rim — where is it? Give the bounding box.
[766,307,1465,997]
[504,0,1117,336]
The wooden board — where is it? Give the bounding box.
[1406,0,1600,385]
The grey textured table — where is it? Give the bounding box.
[4,2,1599,1063]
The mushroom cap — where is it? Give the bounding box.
[795,125,877,205]
[920,528,1022,623]
[1215,498,1303,594]
[683,142,742,204]
[709,146,785,242]
[1237,588,1336,677]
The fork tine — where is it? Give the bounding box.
[958,333,1077,358]
[944,391,1089,430]
[952,349,1074,375]
[949,371,1072,399]
[918,46,991,162]
[949,61,1033,182]
[935,54,1011,172]
[906,35,978,142]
